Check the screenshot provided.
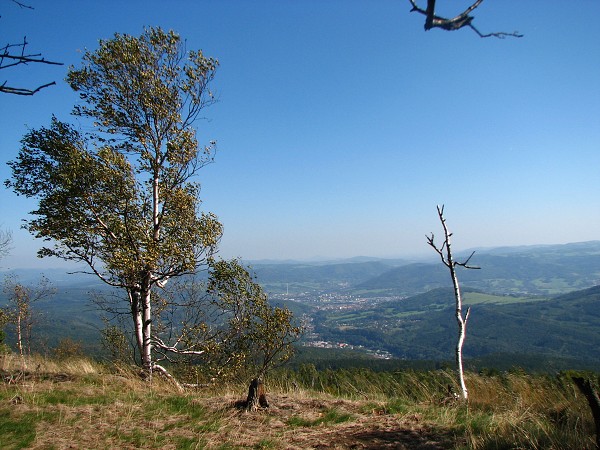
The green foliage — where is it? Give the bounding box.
[167,258,303,380]
[100,320,133,364]
[7,26,221,270]
[53,337,85,360]
[5,27,227,374]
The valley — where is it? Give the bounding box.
[2,241,600,371]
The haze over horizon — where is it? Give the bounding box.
[1,1,599,270]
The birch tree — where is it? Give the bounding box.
[158,260,301,383]
[6,27,222,379]
[426,205,479,400]
[2,275,54,356]
[206,259,302,409]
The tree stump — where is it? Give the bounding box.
[246,377,269,411]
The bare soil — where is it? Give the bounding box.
[202,394,458,449]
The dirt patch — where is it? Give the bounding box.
[202,394,457,449]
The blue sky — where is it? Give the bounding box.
[1,1,599,269]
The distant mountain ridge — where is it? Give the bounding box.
[4,241,600,296]
[248,241,600,296]
[356,241,600,296]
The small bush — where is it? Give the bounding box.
[53,337,84,360]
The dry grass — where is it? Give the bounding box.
[0,356,597,449]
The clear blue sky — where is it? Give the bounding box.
[1,1,599,269]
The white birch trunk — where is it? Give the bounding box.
[16,310,23,356]
[444,220,469,401]
[451,269,470,401]
[427,205,476,402]
[141,287,153,379]
[129,285,153,379]
[129,290,145,367]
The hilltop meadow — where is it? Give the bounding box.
[2,243,600,447]
[1,353,599,449]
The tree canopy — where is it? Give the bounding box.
[6,27,299,384]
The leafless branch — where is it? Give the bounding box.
[427,206,480,270]
[467,24,523,39]
[0,80,56,95]
[151,363,184,392]
[456,250,481,270]
[0,228,12,259]
[152,335,207,356]
[10,0,34,9]
[408,0,522,38]
[1,18,63,95]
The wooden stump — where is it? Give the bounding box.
[246,377,269,411]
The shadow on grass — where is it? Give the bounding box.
[347,425,457,449]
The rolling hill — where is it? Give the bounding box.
[312,285,600,368]
[2,241,600,370]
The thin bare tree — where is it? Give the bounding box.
[426,205,480,400]
[408,0,523,38]
[3,275,55,356]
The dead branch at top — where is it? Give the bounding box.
[408,0,523,39]
[426,205,481,270]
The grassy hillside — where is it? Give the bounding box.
[0,355,597,449]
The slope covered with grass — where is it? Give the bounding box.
[1,355,597,449]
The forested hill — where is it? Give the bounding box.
[2,241,600,370]
[4,241,600,297]
[313,285,600,369]
[250,260,400,290]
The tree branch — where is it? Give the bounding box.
[151,363,184,392]
[0,80,56,96]
[408,0,522,38]
[467,23,523,39]
[152,335,207,356]
[456,250,481,270]
[11,0,34,9]
[0,34,63,95]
